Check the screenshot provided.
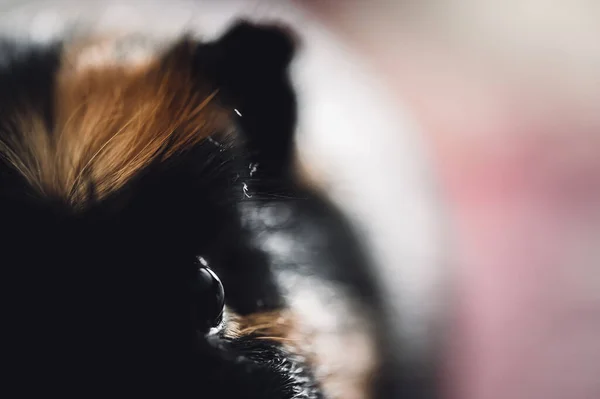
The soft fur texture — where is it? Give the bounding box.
[0,21,406,398]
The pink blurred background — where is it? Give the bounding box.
[298,1,600,398]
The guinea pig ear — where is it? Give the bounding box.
[194,21,299,179]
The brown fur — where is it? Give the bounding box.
[1,38,231,207]
[225,308,376,399]
[225,309,297,343]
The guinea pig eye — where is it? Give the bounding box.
[192,265,225,330]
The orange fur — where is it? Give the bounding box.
[225,309,296,342]
[1,39,230,207]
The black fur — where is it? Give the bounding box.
[0,22,321,399]
[0,41,61,204]
[194,21,298,181]
[0,21,422,399]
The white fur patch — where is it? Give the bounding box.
[278,271,377,399]
[66,35,161,71]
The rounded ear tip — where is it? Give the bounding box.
[220,20,298,69]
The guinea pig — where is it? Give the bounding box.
[0,21,436,399]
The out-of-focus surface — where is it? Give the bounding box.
[300,1,600,399]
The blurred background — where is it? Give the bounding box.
[1,1,599,398]
[302,2,600,399]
